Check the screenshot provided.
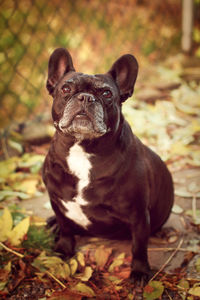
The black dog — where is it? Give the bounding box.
[43,48,174,283]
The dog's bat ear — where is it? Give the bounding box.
[46,48,75,95]
[108,54,138,102]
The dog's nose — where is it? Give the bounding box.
[77,93,95,103]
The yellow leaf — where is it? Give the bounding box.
[0,157,18,178]
[108,253,125,272]
[8,217,30,246]
[107,276,123,285]
[170,142,189,156]
[189,150,200,166]
[95,246,112,268]
[4,261,12,272]
[14,178,38,195]
[0,208,13,242]
[69,258,78,275]
[30,215,46,226]
[55,262,70,279]
[8,139,23,154]
[73,282,95,297]
[191,120,200,132]
[18,154,45,168]
[76,252,85,267]
[33,252,71,279]
[178,279,189,289]
[80,266,93,282]
[188,285,200,296]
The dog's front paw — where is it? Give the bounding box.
[130,268,155,288]
[54,235,75,258]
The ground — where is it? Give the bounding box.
[18,167,200,275]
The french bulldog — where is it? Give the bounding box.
[43,48,174,284]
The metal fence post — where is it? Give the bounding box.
[181,0,194,53]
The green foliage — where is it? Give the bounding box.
[22,225,54,252]
[142,41,156,56]
[11,207,27,226]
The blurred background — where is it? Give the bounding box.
[0,0,199,128]
[0,3,200,295]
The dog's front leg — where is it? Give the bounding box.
[129,209,151,285]
[49,198,76,258]
[54,230,75,258]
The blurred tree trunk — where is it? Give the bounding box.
[182,0,194,53]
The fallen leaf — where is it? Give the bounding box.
[78,266,93,282]
[94,246,112,269]
[49,289,83,300]
[172,204,184,214]
[114,267,130,279]
[170,142,190,156]
[0,190,29,201]
[185,239,200,252]
[8,139,23,154]
[128,293,134,300]
[195,258,200,273]
[0,268,10,284]
[143,281,164,300]
[30,161,44,174]
[108,253,125,272]
[0,207,13,242]
[32,251,71,279]
[13,178,39,196]
[18,154,45,169]
[175,188,194,198]
[188,284,200,296]
[107,275,123,285]
[69,258,78,276]
[76,252,85,267]
[32,256,47,272]
[4,261,12,272]
[0,281,7,291]
[57,262,71,279]
[172,85,200,115]
[187,150,200,167]
[178,278,189,289]
[177,279,189,300]
[8,216,30,246]
[72,282,95,297]
[30,215,46,226]
[0,157,18,178]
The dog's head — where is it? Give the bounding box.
[47,48,138,140]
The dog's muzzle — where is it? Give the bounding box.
[58,92,107,140]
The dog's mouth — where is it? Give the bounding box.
[73,111,89,120]
[71,111,92,130]
[58,108,107,140]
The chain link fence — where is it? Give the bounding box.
[1,0,196,129]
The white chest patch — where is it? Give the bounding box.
[62,143,92,228]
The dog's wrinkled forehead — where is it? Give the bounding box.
[61,72,118,93]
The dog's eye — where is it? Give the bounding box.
[62,84,71,94]
[102,90,112,98]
